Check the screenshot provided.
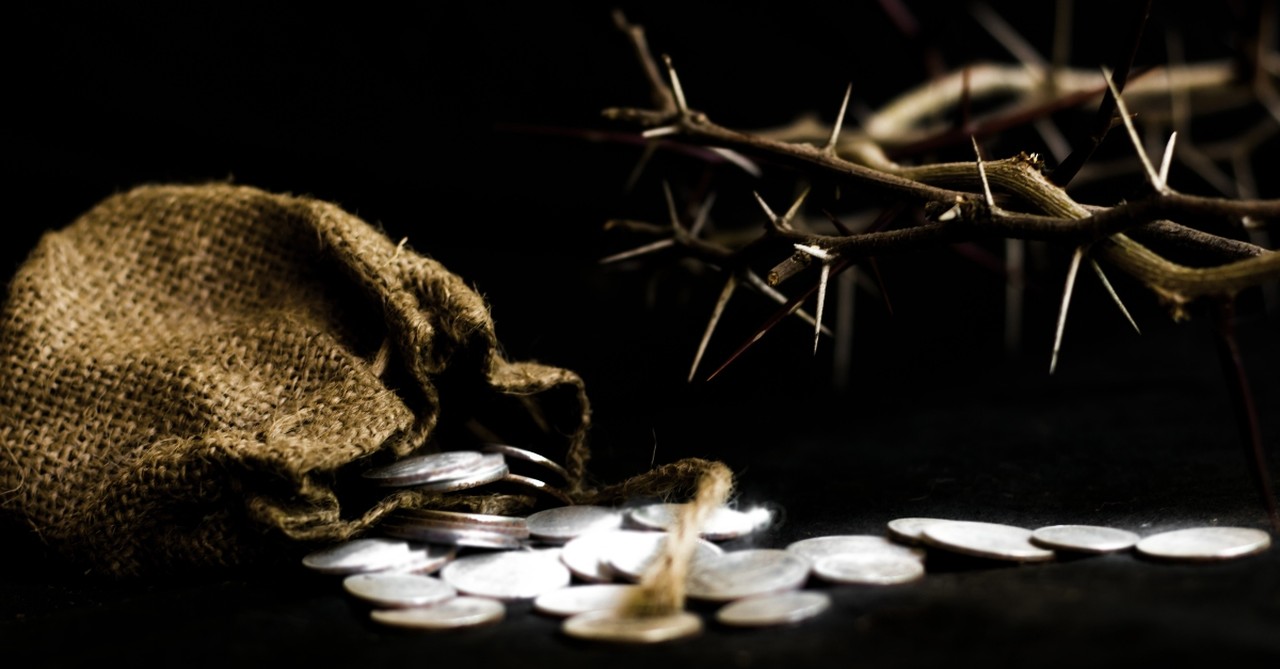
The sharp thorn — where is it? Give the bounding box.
[689,274,739,382]
[1102,66,1161,191]
[690,191,717,237]
[1158,131,1177,190]
[971,136,995,208]
[1090,259,1141,335]
[814,263,830,354]
[662,180,681,230]
[1050,246,1085,375]
[825,83,853,152]
[662,54,688,113]
[752,191,778,222]
[599,239,675,264]
[708,147,763,178]
[641,126,679,139]
[782,187,812,228]
[624,140,659,194]
[793,243,831,261]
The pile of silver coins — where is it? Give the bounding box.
[302,447,1275,643]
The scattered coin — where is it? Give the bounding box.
[1134,527,1272,562]
[685,549,811,602]
[527,505,626,544]
[440,549,572,600]
[886,517,954,545]
[715,590,831,628]
[533,584,642,618]
[481,443,571,482]
[369,596,505,631]
[812,553,925,585]
[1031,524,1141,554]
[921,520,1056,562]
[561,609,703,644]
[627,502,766,540]
[342,572,458,608]
[786,535,926,566]
[361,450,487,487]
[600,529,724,582]
[301,537,414,575]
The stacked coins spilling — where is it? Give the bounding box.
[303,447,1274,642]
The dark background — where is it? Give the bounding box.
[4,2,1278,666]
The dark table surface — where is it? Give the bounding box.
[3,315,1278,667]
[5,3,1278,666]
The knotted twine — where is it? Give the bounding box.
[0,182,726,578]
[623,460,733,618]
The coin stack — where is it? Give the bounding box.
[360,444,574,507]
[303,449,1275,642]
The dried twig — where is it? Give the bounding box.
[601,8,1278,362]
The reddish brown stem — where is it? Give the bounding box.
[1212,299,1280,532]
[1051,0,1152,186]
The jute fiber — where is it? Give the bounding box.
[0,183,613,577]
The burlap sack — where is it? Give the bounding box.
[0,182,596,577]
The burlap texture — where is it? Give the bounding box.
[0,182,594,577]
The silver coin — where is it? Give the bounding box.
[1031,524,1141,554]
[685,549,811,602]
[440,549,572,600]
[886,517,954,545]
[533,583,642,617]
[627,502,765,541]
[369,596,505,631]
[481,443,571,482]
[527,505,626,544]
[786,535,926,566]
[362,450,486,487]
[412,454,510,492]
[301,537,413,575]
[389,508,529,538]
[397,508,528,531]
[499,473,575,505]
[559,530,627,582]
[600,529,725,582]
[380,521,525,550]
[921,520,1056,562]
[1135,526,1272,562]
[561,610,702,644]
[342,572,458,608]
[385,544,458,574]
[812,552,926,585]
[715,590,831,627]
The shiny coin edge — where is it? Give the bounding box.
[561,610,703,644]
